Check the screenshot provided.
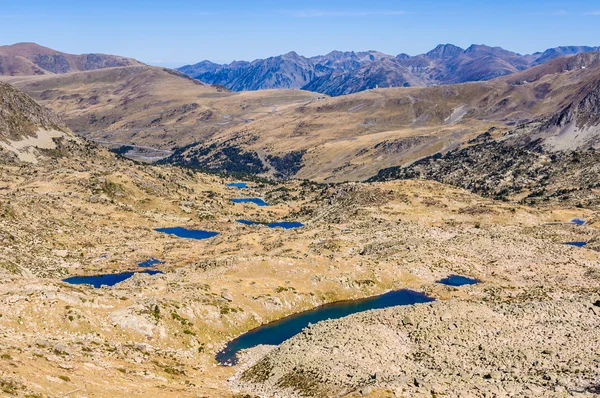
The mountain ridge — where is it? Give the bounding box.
[180,44,600,96]
[0,42,145,76]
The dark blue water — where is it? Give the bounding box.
[231,198,269,206]
[437,275,480,286]
[227,182,248,188]
[571,219,586,226]
[138,258,165,268]
[215,289,434,365]
[155,227,219,240]
[268,221,304,229]
[237,219,259,226]
[63,270,163,288]
[564,241,587,247]
[237,220,304,229]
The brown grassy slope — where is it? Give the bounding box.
[1,66,321,150]
[4,52,600,181]
[168,53,600,181]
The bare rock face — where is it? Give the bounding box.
[109,306,163,338]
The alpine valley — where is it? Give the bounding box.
[0,39,599,398]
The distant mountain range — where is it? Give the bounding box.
[179,44,600,96]
[0,42,144,76]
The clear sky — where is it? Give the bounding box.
[1,0,599,67]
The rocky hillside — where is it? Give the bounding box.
[370,62,600,206]
[0,81,85,162]
[1,148,599,397]
[237,297,600,397]
[180,44,600,96]
[0,42,144,76]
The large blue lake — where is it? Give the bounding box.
[215,289,434,365]
[155,227,219,240]
[63,270,163,288]
[231,198,269,206]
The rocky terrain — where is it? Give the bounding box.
[237,296,600,397]
[1,134,599,396]
[371,55,600,205]
[180,44,600,96]
[0,42,143,76]
[0,52,599,398]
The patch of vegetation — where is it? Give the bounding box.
[0,204,16,219]
[266,150,306,179]
[110,145,134,156]
[151,305,161,323]
[275,286,297,293]
[275,367,329,397]
[356,279,376,287]
[240,358,275,383]
[220,306,240,315]
[584,267,600,280]
[171,311,190,326]
[0,378,23,395]
[162,138,268,175]
[0,262,20,274]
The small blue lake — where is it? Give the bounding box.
[437,275,480,286]
[155,227,219,240]
[227,182,248,188]
[565,241,587,247]
[215,289,434,365]
[237,220,304,229]
[231,198,269,206]
[138,258,165,268]
[63,270,163,288]
[571,219,586,226]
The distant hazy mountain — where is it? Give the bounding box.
[180,44,600,96]
[0,42,144,76]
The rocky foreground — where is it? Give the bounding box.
[236,296,600,397]
[0,151,599,397]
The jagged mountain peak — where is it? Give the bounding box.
[179,44,600,96]
[424,44,465,59]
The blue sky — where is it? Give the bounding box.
[1,0,599,67]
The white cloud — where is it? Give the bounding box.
[281,10,407,18]
[585,10,600,15]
